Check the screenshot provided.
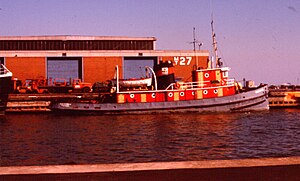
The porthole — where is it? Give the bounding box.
[151,93,156,98]
[204,73,209,78]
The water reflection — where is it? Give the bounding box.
[0,110,300,166]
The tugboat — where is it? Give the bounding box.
[50,22,269,114]
[50,63,269,114]
[0,64,12,115]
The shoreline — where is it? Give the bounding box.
[1,157,300,180]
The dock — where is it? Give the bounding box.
[0,157,300,180]
[6,93,99,112]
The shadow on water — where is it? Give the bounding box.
[0,109,300,166]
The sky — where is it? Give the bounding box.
[0,0,299,85]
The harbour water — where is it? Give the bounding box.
[1,109,300,166]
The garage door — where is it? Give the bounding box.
[47,57,82,81]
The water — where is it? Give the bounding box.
[1,109,300,166]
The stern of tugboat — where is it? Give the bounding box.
[231,84,269,112]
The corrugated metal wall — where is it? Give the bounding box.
[0,40,154,50]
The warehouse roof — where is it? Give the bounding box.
[0,35,156,41]
[0,35,156,51]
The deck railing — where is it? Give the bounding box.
[165,79,236,90]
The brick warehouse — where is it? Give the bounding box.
[0,36,209,84]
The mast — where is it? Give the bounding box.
[193,27,198,68]
[211,20,222,68]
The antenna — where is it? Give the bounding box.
[193,27,196,51]
[198,42,203,50]
[188,28,204,68]
[188,27,203,51]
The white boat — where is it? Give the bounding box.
[111,77,152,88]
[0,64,13,115]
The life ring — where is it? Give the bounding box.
[180,92,185,97]
[130,94,134,98]
[221,80,226,86]
[203,90,208,95]
[168,92,173,97]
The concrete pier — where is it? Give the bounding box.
[1,157,300,180]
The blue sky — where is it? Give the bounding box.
[0,0,299,84]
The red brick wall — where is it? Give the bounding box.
[83,57,122,83]
[5,55,209,84]
[6,57,46,80]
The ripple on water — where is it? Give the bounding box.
[0,109,300,166]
